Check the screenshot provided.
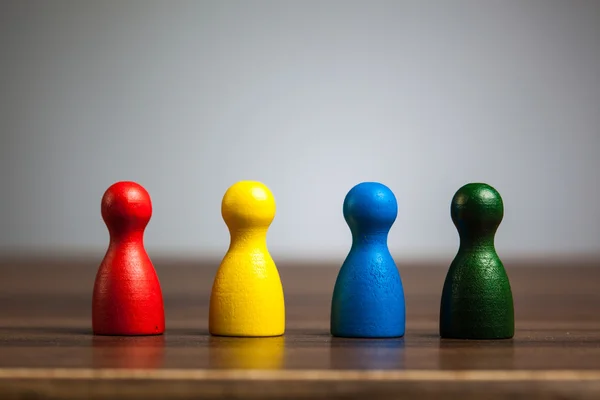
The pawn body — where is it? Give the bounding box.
[331,182,405,338]
[209,181,285,337]
[440,183,514,339]
[92,181,165,336]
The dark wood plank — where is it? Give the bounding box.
[0,257,599,399]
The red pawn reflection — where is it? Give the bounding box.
[92,336,166,369]
[92,181,165,335]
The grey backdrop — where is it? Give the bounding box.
[1,0,599,261]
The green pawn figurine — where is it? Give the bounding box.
[440,183,514,339]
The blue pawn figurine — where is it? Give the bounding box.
[330,182,406,338]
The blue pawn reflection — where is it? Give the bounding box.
[330,339,405,369]
[331,182,405,338]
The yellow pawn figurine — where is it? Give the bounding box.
[209,181,285,337]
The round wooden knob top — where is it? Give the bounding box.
[343,182,397,234]
[101,181,152,233]
[451,182,503,235]
[221,181,276,230]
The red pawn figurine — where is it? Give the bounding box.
[92,181,165,335]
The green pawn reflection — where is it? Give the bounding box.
[440,183,514,339]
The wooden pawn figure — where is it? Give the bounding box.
[92,181,165,335]
[440,183,514,339]
[331,182,405,338]
[209,181,285,337]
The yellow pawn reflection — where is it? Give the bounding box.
[209,336,285,369]
[209,181,285,337]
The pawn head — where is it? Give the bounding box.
[101,181,152,232]
[221,181,276,230]
[451,183,503,234]
[343,182,397,234]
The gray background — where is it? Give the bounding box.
[1,0,599,262]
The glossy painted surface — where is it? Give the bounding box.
[331,182,405,338]
[440,183,514,339]
[209,181,285,337]
[92,181,165,335]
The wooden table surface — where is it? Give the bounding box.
[0,256,599,399]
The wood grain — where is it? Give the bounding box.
[0,257,599,399]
